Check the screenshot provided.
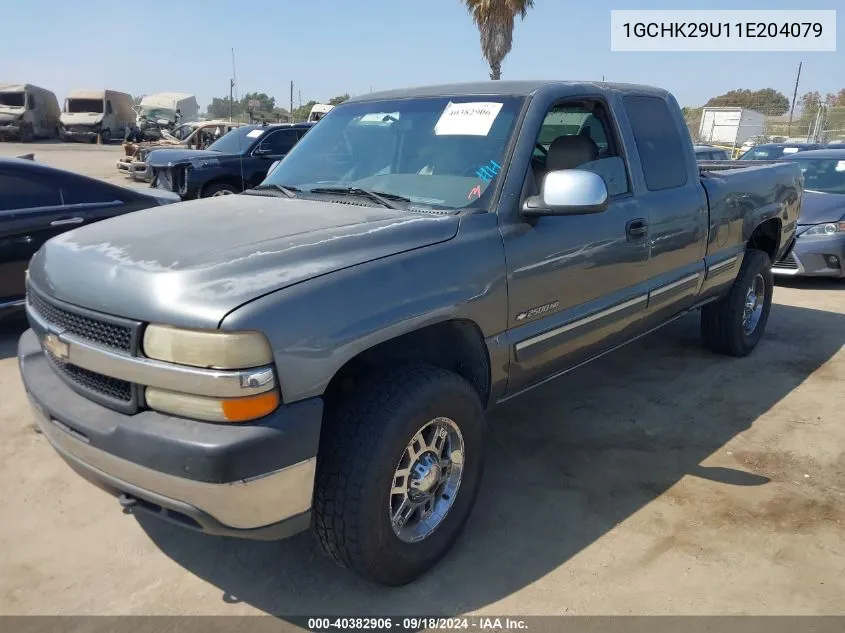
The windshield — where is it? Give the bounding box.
[785,158,845,194]
[0,92,25,108]
[140,106,176,121]
[66,98,104,114]
[263,96,524,209]
[207,125,262,154]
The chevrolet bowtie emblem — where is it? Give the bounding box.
[43,333,70,361]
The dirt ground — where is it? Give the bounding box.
[0,141,843,619]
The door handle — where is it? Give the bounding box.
[626,218,648,242]
[50,217,84,227]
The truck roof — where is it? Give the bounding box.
[0,83,55,95]
[347,80,671,103]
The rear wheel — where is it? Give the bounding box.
[314,364,485,585]
[701,249,773,357]
[202,183,238,198]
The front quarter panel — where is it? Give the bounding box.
[220,212,509,403]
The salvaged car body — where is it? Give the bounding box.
[0,83,62,142]
[61,89,134,143]
[117,120,244,182]
[148,122,313,198]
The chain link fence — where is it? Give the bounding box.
[683,105,845,157]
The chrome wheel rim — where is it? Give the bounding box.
[742,273,766,335]
[389,417,465,543]
[212,189,234,196]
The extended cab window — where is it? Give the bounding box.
[530,101,630,196]
[623,96,688,191]
[0,172,62,211]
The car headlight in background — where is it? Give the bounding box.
[801,221,845,236]
[143,324,274,369]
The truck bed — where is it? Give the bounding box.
[698,159,803,262]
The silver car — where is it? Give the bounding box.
[773,149,845,278]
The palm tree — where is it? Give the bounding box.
[462,0,535,80]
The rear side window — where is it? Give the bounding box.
[623,96,688,191]
[0,172,62,211]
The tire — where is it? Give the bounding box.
[99,129,112,144]
[314,364,486,586]
[701,249,773,357]
[202,182,238,197]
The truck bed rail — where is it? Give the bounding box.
[699,159,790,174]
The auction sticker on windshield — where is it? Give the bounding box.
[836,161,845,172]
[246,129,265,138]
[435,102,503,136]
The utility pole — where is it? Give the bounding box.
[229,78,234,121]
[289,81,294,120]
[787,61,802,135]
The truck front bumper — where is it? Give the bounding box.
[19,328,321,540]
[0,123,23,138]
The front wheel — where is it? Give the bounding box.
[202,182,238,197]
[701,249,774,357]
[314,364,485,585]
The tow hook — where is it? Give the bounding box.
[118,493,138,513]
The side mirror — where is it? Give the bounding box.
[523,169,609,217]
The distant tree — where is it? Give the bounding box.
[242,92,276,113]
[291,100,318,122]
[328,94,350,105]
[132,95,144,105]
[462,0,535,80]
[705,88,790,115]
[798,91,823,113]
[682,106,703,141]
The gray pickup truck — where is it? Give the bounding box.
[18,81,802,586]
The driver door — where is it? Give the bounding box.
[501,97,651,395]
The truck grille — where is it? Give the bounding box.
[27,285,141,413]
[773,253,798,270]
[46,351,133,403]
[28,290,132,352]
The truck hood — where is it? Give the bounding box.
[28,195,460,329]
[798,190,845,225]
[0,108,23,120]
[147,148,230,168]
[60,112,104,126]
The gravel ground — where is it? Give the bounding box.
[0,140,843,620]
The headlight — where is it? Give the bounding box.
[802,221,845,236]
[143,324,274,369]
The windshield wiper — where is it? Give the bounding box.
[245,183,300,198]
[308,186,410,210]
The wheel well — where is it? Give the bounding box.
[747,218,781,261]
[324,320,491,410]
[201,177,241,196]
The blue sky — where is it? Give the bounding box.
[1,0,840,110]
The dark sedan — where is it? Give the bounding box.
[738,142,824,160]
[148,122,315,200]
[0,157,180,318]
[772,149,845,279]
